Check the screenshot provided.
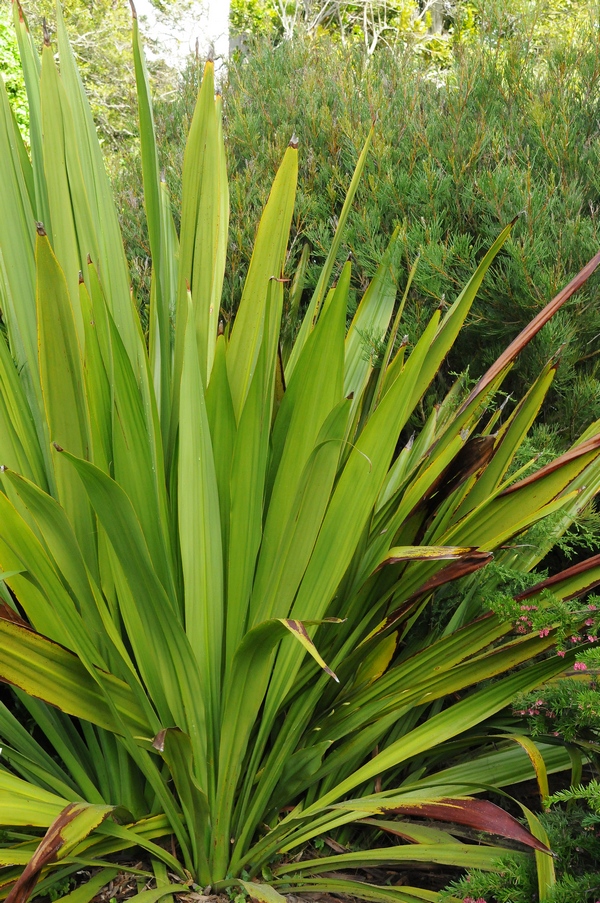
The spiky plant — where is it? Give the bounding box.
[1,4,600,902]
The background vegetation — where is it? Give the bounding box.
[103,0,600,443]
[2,2,600,900]
[5,0,599,441]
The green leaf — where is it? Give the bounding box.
[227,142,297,418]
[0,619,152,738]
[238,881,286,903]
[35,229,94,568]
[178,293,223,781]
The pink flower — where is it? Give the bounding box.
[557,650,566,657]
[539,628,550,637]
[585,618,595,626]
[589,603,597,610]
[588,636,598,643]
[573,662,588,671]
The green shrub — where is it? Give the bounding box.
[444,791,600,903]
[121,0,600,441]
[3,3,600,901]
[0,2,27,137]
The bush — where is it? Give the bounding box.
[118,0,600,441]
[3,4,600,901]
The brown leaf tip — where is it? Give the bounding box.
[152,729,167,752]
[36,222,46,237]
[78,271,84,284]
[289,133,299,149]
[52,442,64,453]
[42,17,50,45]
[0,465,6,473]
[129,0,137,19]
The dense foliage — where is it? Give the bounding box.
[445,783,600,902]
[0,3,27,135]
[2,2,600,902]
[119,0,600,443]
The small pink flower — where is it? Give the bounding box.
[588,603,597,611]
[557,650,566,657]
[573,661,588,671]
[539,628,550,637]
[571,636,579,643]
[588,636,598,643]
[585,618,595,626]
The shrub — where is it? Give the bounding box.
[122,0,600,441]
[2,3,600,901]
[444,787,600,903]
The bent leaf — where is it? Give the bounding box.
[5,802,113,903]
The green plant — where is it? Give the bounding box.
[4,3,600,902]
[0,1,27,137]
[443,788,600,902]
[203,1,600,439]
[113,0,600,449]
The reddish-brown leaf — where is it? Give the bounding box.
[0,600,30,629]
[377,797,549,853]
[422,435,497,512]
[498,433,600,497]
[461,249,600,413]
[377,553,493,635]
[515,552,600,602]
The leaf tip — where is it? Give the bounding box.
[152,729,167,752]
[289,133,299,149]
[42,17,50,46]
[129,0,137,19]
[35,222,46,237]
[52,442,64,453]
